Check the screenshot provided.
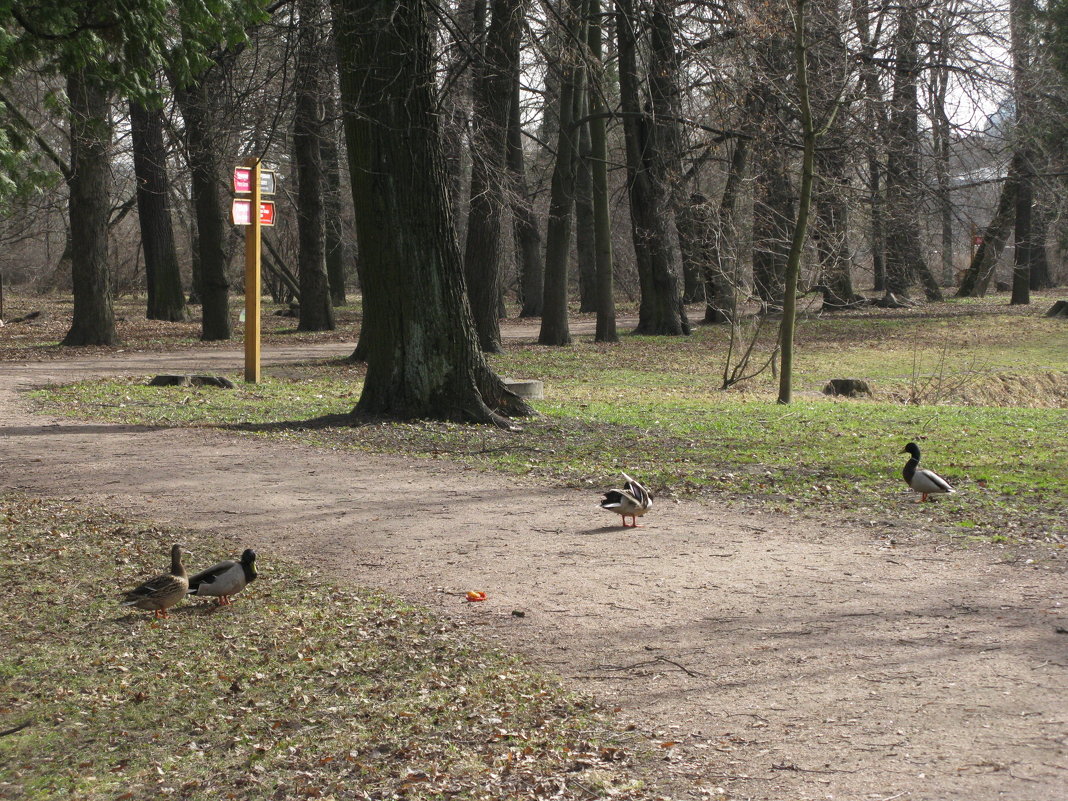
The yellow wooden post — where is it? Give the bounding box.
[244,157,262,383]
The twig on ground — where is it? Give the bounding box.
[0,719,32,737]
[596,656,707,678]
[772,761,859,774]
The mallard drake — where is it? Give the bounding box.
[901,442,956,502]
[600,472,654,527]
[188,549,258,606]
[120,544,190,618]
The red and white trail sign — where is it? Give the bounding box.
[233,166,277,195]
[231,198,276,227]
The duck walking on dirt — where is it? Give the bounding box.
[901,442,955,502]
[600,472,654,527]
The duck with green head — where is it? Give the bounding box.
[901,442,955,502]
[188,549,258,606]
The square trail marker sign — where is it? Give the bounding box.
[231,199,276,226]
[233,166,277,195]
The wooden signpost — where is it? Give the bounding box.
[231,159,277,383]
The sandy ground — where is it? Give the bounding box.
[1,339,1066,801]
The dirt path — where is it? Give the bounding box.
[2,344,1066,801]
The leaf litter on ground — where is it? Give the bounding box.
[0,493,662,800]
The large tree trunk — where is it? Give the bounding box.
[929,19,955,288]
[616,0,688,336]
[539,0,583,347]
[463,0,526,352]
[574,90,598,314]
[322,92,348,306]
[294,0,336,331]
[956,175,1017,297]
[883,0,942,302]
[1029,203,1054,289]
[703,137,748,324]
[174,76,231,341]
[813,145,859,309]
[1011,150,1035,305]
[440,0,485,242]
[748,31,795,313]
[130,98,186,322]
[508,71,545,318]
[1010,0,1036,305]
[809,5,859,311]
[778,0,818,405]
[587,0,616,342]
[62,67,117,347]
[853,0,887,291]
[752,133,794,310]
[333,0,531,426]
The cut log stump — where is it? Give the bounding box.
[502,379,544,400]
[149,375,237,389]
[823,378,872,398]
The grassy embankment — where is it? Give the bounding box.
[0,495,651,800]
[21,295,1068,542]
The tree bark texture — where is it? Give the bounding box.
[321,92,348,305]
[751,134,794,310]
[749,34,794,312]
[956,175,1016,297]
[813,145,859,309]
[574,92,598,314]
[615,0,689,336]
[130,98,186,322]
[778,0,817,405]
[852,0,887,291]
[539,0,583,346]
[63,67,117,346]
[1028,203,1054,290]
[463,0,527,352]
[1011,149,1034,305]
[440,0,485,243]
[294,0,336,331]
[928,14,955,288]
[702,137,748,324]
[807,0,857,309]
[1010,0,1036,305]
[333,0,531,426]
[174,76,231,341]
[586,0,616,342]
[883,0,942,302]
[508,71,545,318]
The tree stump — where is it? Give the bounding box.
[502,379,544,400]
[822,378,872,398]
[149,374,236,389]
[871,293,919,309]
[1045,301,1068,319]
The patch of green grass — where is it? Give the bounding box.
[0,495,651,800]
[26,300,1068,543]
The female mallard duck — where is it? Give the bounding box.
[188,549,258,606]
[120,544,190,618]
[600,472,654,527]
[901,442,956,502]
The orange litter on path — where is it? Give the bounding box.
[465,591,487,602]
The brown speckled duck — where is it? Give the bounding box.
[120,544,190,618]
